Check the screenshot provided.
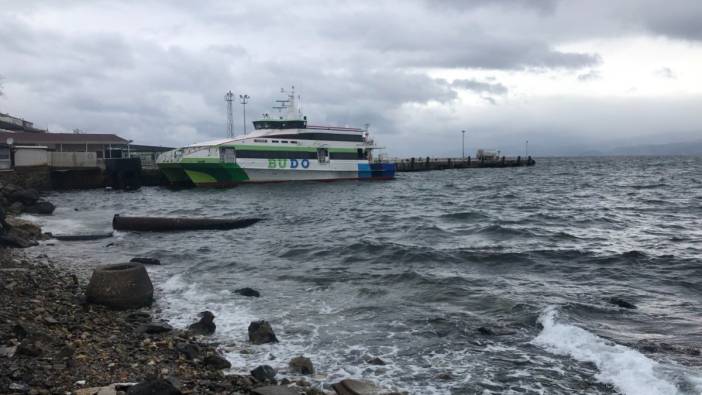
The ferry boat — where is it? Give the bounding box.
[157,88,395,187]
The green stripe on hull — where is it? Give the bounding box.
[181,162,250,186]
[157,163,193,185]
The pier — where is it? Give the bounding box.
[390,156,535,172]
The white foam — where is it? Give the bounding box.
[532,306,681,395]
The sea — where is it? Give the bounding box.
[22,156,702,394]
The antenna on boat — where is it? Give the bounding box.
[224,90,234,138]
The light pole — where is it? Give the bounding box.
[461,130,466,160]
[525,140,529,157]
[239,94,250,134]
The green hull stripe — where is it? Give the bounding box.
[157,164,191,183]
[181,162,249,184]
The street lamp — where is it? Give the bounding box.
[461,130,466,160]
[525,140,529,157]
[239,94,250,134]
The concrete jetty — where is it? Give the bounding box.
[390,155,535,172]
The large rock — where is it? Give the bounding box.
[204,354,231,369]
[176,342,201,360]
[4,217,42,238]
[188,311,216,335]
[86,263,154,309]
[251,386,300,395]
[288,356,314,375]
[251,365,276,382]
[127,379,182,395]
[0,231,38,248]
[608,297,637,309]
[235,287,261,297]
[9,188,40,205]
[248,320,278,344]
[23,200,56,215]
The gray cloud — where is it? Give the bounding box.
[0,0,700,155]
[451,79,508,95]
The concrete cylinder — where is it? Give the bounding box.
[86,263,154,309]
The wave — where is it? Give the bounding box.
[532,307,699,395]
[475,224,535,239]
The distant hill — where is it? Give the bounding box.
[608,140,702,156]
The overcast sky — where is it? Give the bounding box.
[1,0,701,156]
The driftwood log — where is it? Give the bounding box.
[112,214,261,232]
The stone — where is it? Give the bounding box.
[434,372,453,380]
[0,345,17,358]
[608,297,637,309]
[0,232,38,248]
[16,338,46,357]
[6,217,42,234]
[129,257,161,265]
[127,379,182,395]
[248,320,278,344]
[125,311,151,322]
[204,354,231,370]
[23,201,56,215]
[10,188,40,205]
[332,379,385,395]
[8,201,23,214]
[235,287,261,297]
[366,357,386,366]
[477,326,495,336]
[188,311,216,335]
[288,356,314,375]
[139,322,173,334]
[9,382,30,392]
[176,342,201,360]
[251,386,300,395]
[251,365,276,382]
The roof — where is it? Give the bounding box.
[129,144,174,152]
[0,131,128,145]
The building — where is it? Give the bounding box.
[0,131,129,159]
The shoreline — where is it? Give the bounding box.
[1,236,399,395]
[0,248,275,394]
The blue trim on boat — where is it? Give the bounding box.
[358,163,395,179]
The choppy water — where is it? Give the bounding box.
[24,156,702,394]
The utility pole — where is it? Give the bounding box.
[239,94,250,134]
[462,130,466,160]
[225,90,234,138]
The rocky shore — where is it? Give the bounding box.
[0,183,401,395]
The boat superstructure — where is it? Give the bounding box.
[158,87,395,187]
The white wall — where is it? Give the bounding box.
[15,148,48,167]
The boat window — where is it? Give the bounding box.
[220,147,236,163]
[290,141,298,144]
[272,140,279,143]
[317,148,329,164]
[254,139,267,143]
[281,140,288,143]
